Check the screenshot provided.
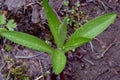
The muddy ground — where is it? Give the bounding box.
[0,0,120,80]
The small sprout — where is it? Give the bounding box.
[76,1,80,8]
[6,19,17,31]
[71,7,75,14]
[6,55,12,62]
[10,65,29,79]
[0,14,17,31]
[5,45,11,52]
[23,77,29,80]
[44,71,50,77]
[63,0,69,6]
[3,73,8,78]
[0,14,6,25]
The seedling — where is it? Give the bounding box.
[0,0,116,74]
[0,14,16,31]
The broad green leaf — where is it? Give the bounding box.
[58,17,68,48]
[70,13,116,39]
[64,37,91,52]
[0,14,6,25]
[64,13,117,52]
[42,0,61,47]
[6,19,17,31]
[52,49,66,74]
[0,31,54,54]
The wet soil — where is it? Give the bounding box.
[0,0,120,80]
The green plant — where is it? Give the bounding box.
[5,44,11,52]
[10,65,29,80]
[0,14,16,31]
[0,0,117,74]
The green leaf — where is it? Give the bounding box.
[42,0,61,47]
[64,37,91,52]
[64,13,117,52]
[0,28,7,32]
[52,49,66,74]
[6,19,17,31]
[0,14,6,25]
[0,31,54,54]
[58,17,68,48]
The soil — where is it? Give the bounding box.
[0,0,120,80]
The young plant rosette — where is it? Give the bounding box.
[0,0,117,74]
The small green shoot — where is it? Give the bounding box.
[63,0,69,6]
[0,14,16,31]
[5,45,11,52]
[0,14,6,25]
[6,19,17,31]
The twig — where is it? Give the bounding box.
[97,0,108,10]
[2,38,7,49]
[15,54,41,59]
[83,58,95,65]
[56,0,65,12]
[6,69,10,80]
[38,59,44,80]
[94,38,106,48]
[94,69,109,80]
[0,63,6,72]
[35,75,43,80]
[89,41,95,53]
[101,39,116,57]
